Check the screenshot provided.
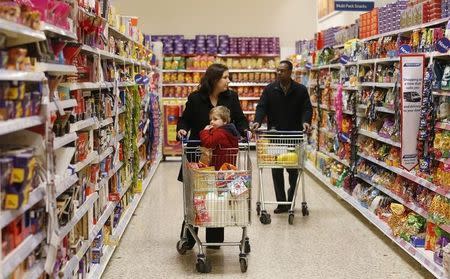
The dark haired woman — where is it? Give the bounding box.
[177,63,249,249]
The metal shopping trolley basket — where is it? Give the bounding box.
[177,140,252,273]
[255,130,308,225]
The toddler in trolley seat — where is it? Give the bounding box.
[199,106,239,170]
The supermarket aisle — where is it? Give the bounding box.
[103,159,433,279]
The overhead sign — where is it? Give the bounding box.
[400,55,424,171]
[335,1,374,11]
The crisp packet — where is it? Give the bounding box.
[194,196,210,225]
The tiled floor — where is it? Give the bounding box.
[103,159,434,278]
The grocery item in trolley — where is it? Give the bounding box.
[189,161,250,227]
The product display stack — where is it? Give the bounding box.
[295,0,450,277]
[158,36,280,156]
[0,1,162,278]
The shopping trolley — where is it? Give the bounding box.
[176,139,252,273]
[255,130,308,225]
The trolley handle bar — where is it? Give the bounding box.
[255,129,305,135]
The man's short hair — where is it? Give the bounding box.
[280,60,293,71]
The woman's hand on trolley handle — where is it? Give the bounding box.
[249,122,260,131]
[177,129,188,141]
[303,123,311,134]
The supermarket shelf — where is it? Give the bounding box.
[1,232,46,278]
[0,70,45,81]
[97,147,114,163]
[356,174,428,218]
[57,192,99,241]
[73,151,99,172]
[229,82,270,87]
[115,133,124,143]
[119,180,132,199]
[70,117,98,132]
[98,117,114,128]
[319,104,335,111]
[343,86,360,91]
[118,106,126,115]
[360,82,396,88]
[343,110,354,115]
[23,260,45,279]
[35,62,77,75]
[162,83,198,87]
[139,159,147,172]
[137,137,145,148]
[118,81,136,87]
[41,22,77,40]
[358,153,450,199]
[60,81,114,91]
[243,111,255,115]
[0,18,46,47]
[61,201,116,279]
[0,116,44,136]
[358,57,400,64]
[362,16,450,42]
[115,157,161,236]
[216,53,279,58]
[375,106,395,114]
[54,132,78,149]
[55,174,79,197]
[0,185,45,229]
[162,97,188,101]
[358,129,401,148]
[433,91,450,97]
[239,97,260,100]
[436,122,450,130]
[305,163,446,279]
[357,104,395,114]
[162,68,276,73]
[319,149,350,167]
[49,99,78,112]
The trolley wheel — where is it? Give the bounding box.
[239,257,248,273]
[244,240,251,254]
[302,203,309,216]
[256,203,261,216]
[259,211,271,225]
[288,214,294,225]
[196,255,211,273]
[176,240,189,255]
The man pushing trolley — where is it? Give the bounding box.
[250,60,313,224]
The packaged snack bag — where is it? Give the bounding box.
[194,195,210,225]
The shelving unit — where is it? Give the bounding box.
[0,4,163,278]
[305,163,445,279]
[298,14,450,277]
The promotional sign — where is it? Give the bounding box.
[334,0,374,11]
[436,37,450,54]
[163,104,183,156]
[400,55,424,171]
[339,55,349,65]
[398,44,412,55]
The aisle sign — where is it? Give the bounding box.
[400,55,424,171]
[335,0,374,11]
